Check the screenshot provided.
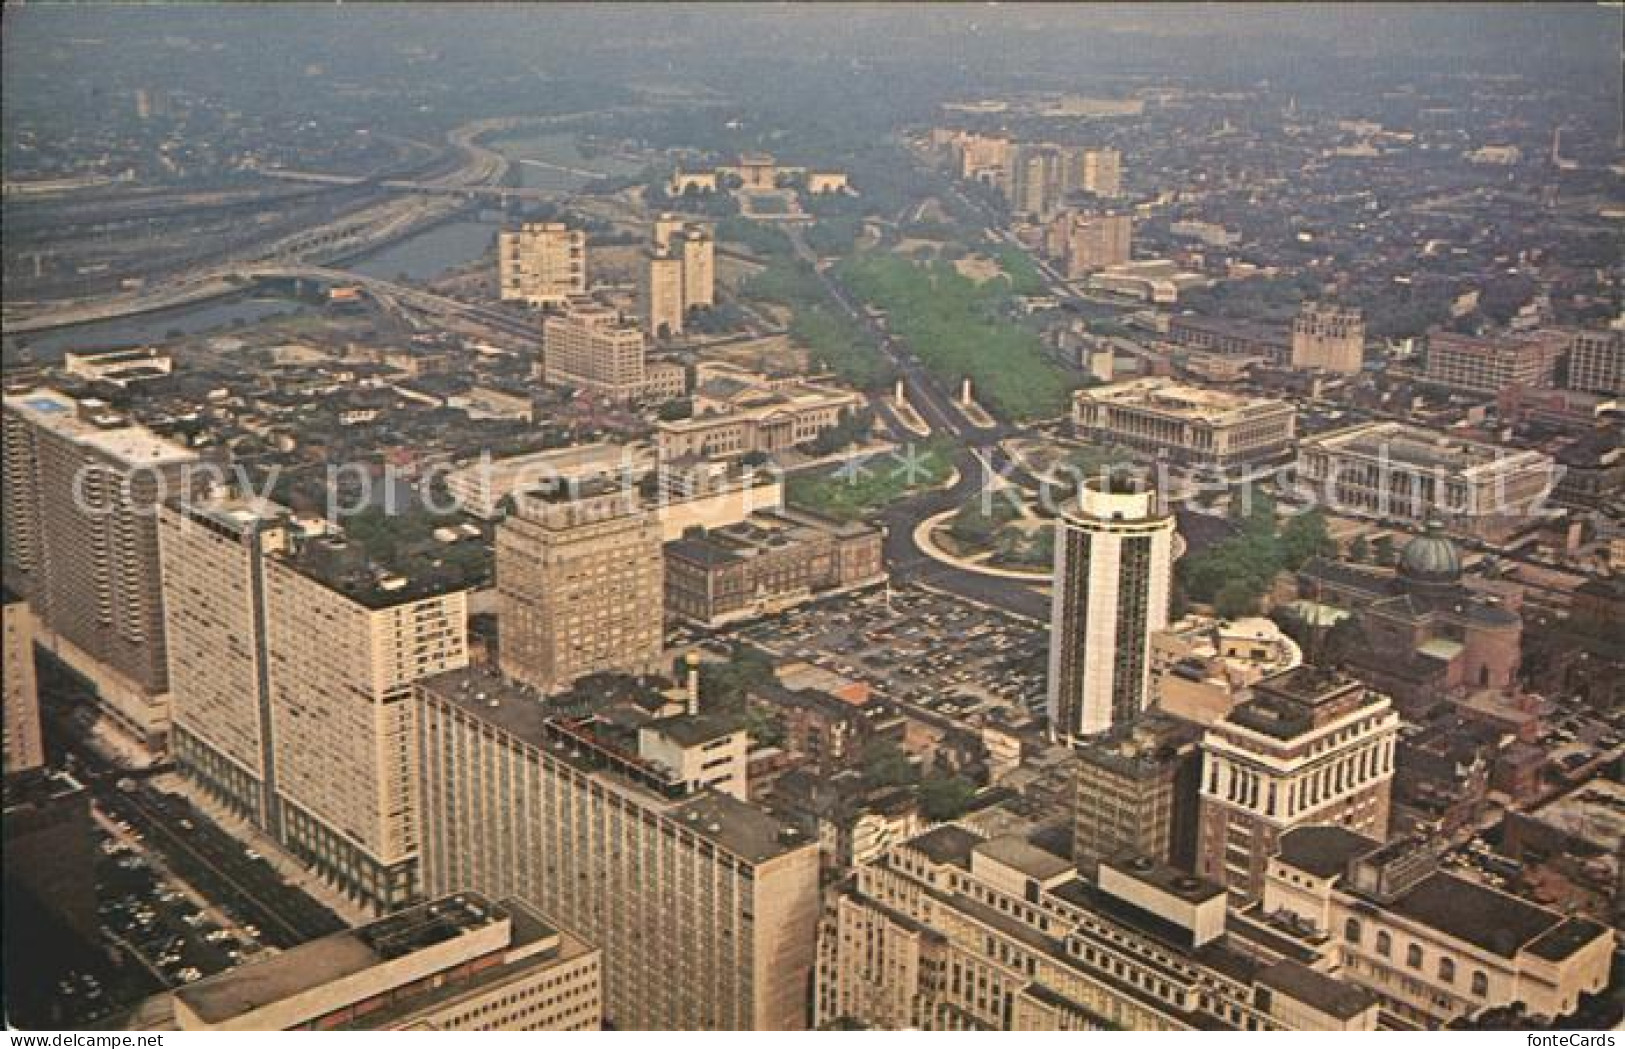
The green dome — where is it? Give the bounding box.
[1399,526,1462,584]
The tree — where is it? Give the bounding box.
[1373,534,1397,567]
[697,646,776,713]
[1214,580,1261,620]
[918,773,977,821]
[1279,509,1335,570]
[949,500,1008,545]
[657,398,693,421]
[1349,535,1371,563]
[862,740,918,789]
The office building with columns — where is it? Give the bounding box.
[1047,478,1176,742]
[1196,666,1399,904]
[1263,828,1614,1028]
[1071,378,1297,468]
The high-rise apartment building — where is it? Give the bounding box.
[541,298,647,397]
[130,893,601,1032]
[640,217,715,336]
[159,496,288,831]
[1047,211,1131,278]
[1291,303,1365,374]
[1195,666,1399,904]
[1003,144,1122,219]
[1077,147,1122,198]
[495,484,664,695]
[1073,715,1202,876]
[3,389,199,753]
[1006,145,1067,220]
[498,222,587,307]
[816,824,1380,1031]
[417,668,823,1030]
[3,592,44,776]
[1564,328,1624,396]
[159,493,469,911]
[640,246,688,338]
[1047,478,1175,742]
[678,224,716,308]
[1423,330,1567,397]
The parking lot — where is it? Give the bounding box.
[94,822,258,990]
[719,584,1049,727]
[93,781,348,952]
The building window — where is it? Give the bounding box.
[1344,918,1361,944]
[1438,958,1455,983]
[1376,932,1391,957]
[1471,972,1488,997]
[1406,944,1423,969]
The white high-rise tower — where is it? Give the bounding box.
[1047,477,1175,742]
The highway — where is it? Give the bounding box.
[1,112,611,335]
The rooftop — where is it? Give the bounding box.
[418,667,807,864]
[1256,960,1377,1021]
[1387,872,1603,961]
[282,536,473,611]
[1074,377,1292,424]
[4,388,197,468]
[908,825,983,870]
[1307,420,1551,473]
[974,835,1075,882]
[176,894,507,1026]
[666,509,876,567]
[1275,824,1380,880]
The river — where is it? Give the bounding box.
[2,131,639,362]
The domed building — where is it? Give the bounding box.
[1293,527,1523,717]
[1397,525,1462,587]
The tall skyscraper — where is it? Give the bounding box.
[1078,147,1122,198]
[1291,302,1365,374]
[498,222,587,306]
[639,217,715,337]
[1196,665,1398,904]
[159,492,470,911]
[3,592,44,776]
[678,223,715,308]
[3,389,199,754]
[496,484,664,695]
[1047,210,1131,278]
[640,246,687,338]
[158,495,288,831]
[1047,478,1175,742]
[416,668,822,1029]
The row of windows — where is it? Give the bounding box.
[1344,919,1488,995]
